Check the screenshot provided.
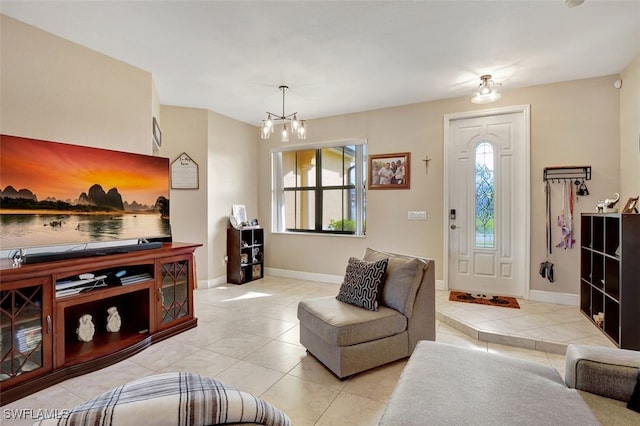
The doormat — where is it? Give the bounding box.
[449,291,520,309]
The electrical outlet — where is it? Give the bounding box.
[408,211,427,221]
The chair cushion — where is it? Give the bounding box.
[336,257,388,311]
[33,372,291,426]
[363,248,426,316]
[298,296,407,346]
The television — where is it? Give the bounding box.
[0,135,171,262]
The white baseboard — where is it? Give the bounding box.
[197,275,227,289]
[527,290,579,306]
[266,268,449,292]
[266,267,343,284]
[196,268,344,289]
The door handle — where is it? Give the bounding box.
[450,224,459,230]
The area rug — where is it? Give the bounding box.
[449,291,520,309]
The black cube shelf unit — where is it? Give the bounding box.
[227,227,264,284]
[580,213,640,350]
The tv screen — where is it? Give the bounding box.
[0,135,171,256]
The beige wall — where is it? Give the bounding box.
[159,106,209,280]
[206,109,259,283]
[0,15,151,153]
[620,55,640,200]
[153,105,258,287]
[157,106,258,284]
[522,77,619,295]
[259,75,622,297]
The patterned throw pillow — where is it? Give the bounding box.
[336,257,389,311]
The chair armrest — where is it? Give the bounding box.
[407,257,436,351]
[565,344,640,402]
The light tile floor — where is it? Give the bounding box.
[2,277,614,426]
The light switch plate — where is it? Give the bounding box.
[408,211,427,220]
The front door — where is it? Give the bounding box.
[444,106,530,297]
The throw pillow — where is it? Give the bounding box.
[628,369,640,413]
[336,257,389,311]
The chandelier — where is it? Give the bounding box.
[471,74,502,104]
[261,85,306,142]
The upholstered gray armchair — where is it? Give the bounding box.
[297,248,436,378]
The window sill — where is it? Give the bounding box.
[271,231,366,238]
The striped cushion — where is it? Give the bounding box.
[33,372,291,426]
[336,257,388,311]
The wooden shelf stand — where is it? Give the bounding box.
[0,242,201,405]
[579,213,640,349]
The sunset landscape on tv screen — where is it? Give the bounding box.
[0,135,170,251]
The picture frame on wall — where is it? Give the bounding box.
[152,117,162,147]
[171,152,199,189]
[368,152,411,190]
[622,196,639,213]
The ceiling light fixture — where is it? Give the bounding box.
[261,85,306,142]
[471,74,502,104]
[563,0,585,8]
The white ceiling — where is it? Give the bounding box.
[2,1,639,126]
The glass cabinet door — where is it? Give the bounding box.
[0,279,52,383]
[159,259,190,326]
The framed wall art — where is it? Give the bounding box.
[152,117,162,147]
[622,196,639,213]
[368,152,411,190]
[171,152,199,189]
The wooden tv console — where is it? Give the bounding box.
[0,242,201,405]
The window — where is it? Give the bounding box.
[474,141,495,248]
[272,140,366,235]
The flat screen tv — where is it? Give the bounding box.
[0,135,171,261]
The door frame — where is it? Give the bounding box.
[443,105,531,299]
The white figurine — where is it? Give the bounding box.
[106,306,122,332]
[597,192,620,213]
[76,314,95,342]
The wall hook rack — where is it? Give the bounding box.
[543,165,591,183]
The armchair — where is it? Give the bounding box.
[297,248,436,378]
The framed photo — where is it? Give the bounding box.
[152,117,162,147]
[368,152,411,190]
[621,196,639,213]
[232,204,248,224]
